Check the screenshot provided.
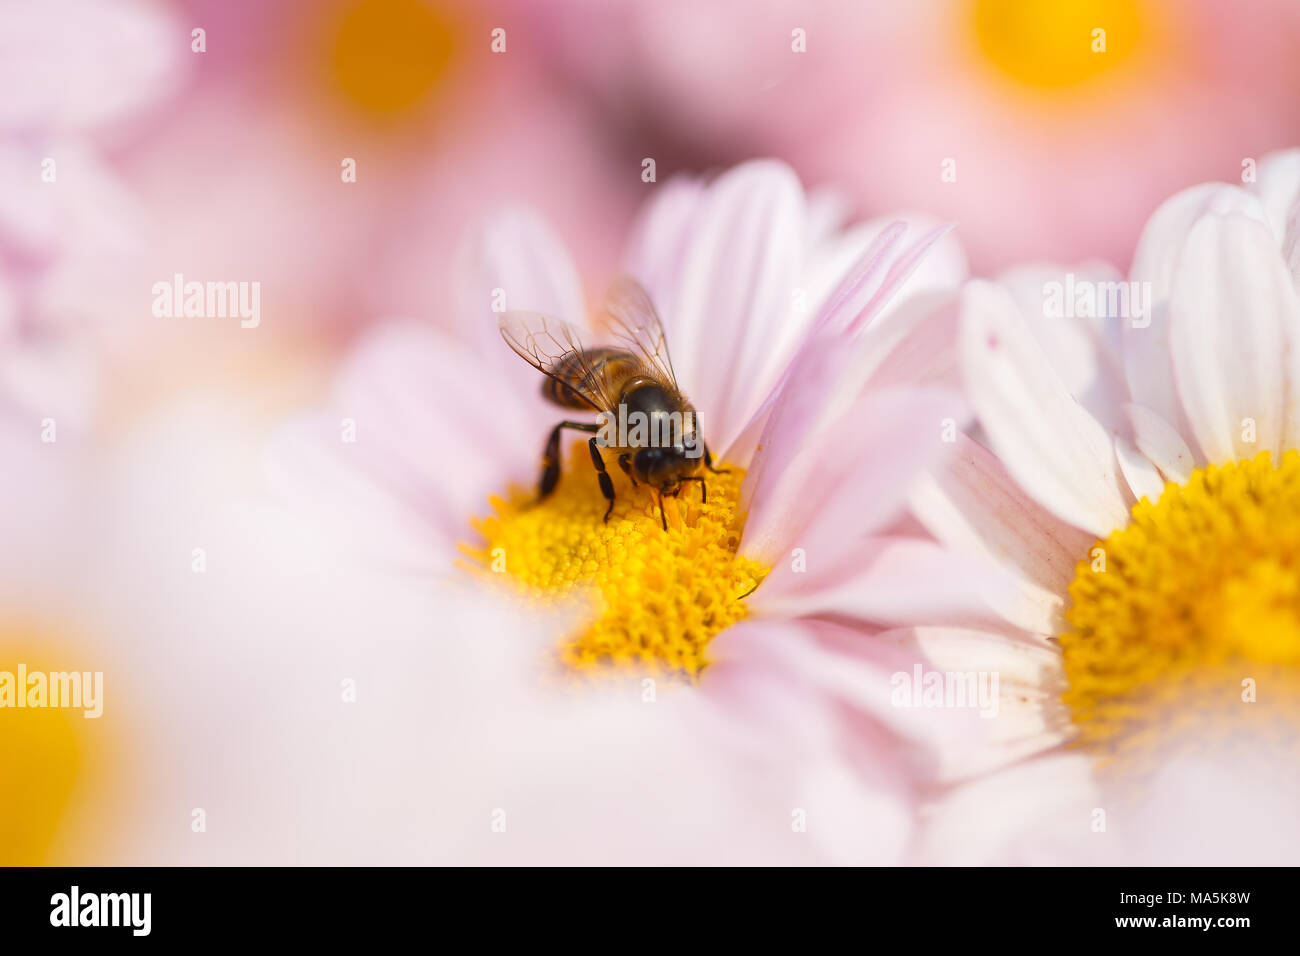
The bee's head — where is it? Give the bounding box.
[633,445,697,493]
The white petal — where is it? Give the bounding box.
[652,160,807,456]
[909,433,1093,635]
[883,626,1072,782]
[1126,184,1267,432]
[455,206,587,369]
[1114,435,1165,504]
[1252,149,1300,245]
[1125,403,1196,482]
[1168,212,1300,462]
[960,280,1129,537]
[1260,150,1300,298]
[622,174,705,322]
[996,261,1129,435]
[916,753,1104,864]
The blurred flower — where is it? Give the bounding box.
[907,149,1300,863]
[0,0,187,427]
[0,0,186,866]
[538,0,1300,272]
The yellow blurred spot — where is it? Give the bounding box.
[1063,452,1300,766]
[0,630,92,864]
[972,0,1145,89]
[330,0,460,115]
[466,442,765,680]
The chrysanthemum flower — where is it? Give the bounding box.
[265,160,976,862]
[909,149,1300,863]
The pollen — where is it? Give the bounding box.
[465,441,765,680]
[1061,451,1300,766]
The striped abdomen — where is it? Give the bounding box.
[543,348,639,410]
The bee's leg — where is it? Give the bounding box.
[657,491,667,531]
[704,444,730,475]
[539,421,599,501]
[617,453,637,487]
[680,476,707,503]
[587,437,616,522]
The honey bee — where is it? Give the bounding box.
[500,276,726,530]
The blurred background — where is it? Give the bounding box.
[4,0,1300,862]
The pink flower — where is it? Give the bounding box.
[536,0,1300,272]
[907,149,1300,864]
[239,160,978,863]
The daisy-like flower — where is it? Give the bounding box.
[908,149,1300,864]
[263,160,978,862]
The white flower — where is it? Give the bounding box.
[909,149,1300,864]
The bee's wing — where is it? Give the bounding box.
[600,275,679,390]
[498,310,613,412]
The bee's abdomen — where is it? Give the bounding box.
[544,348,638,409]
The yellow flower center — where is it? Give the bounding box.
[0,625,126,864]
[328,0,462,116]
[971,0,1146,90]
[467,441,765,680]
[1062,451,1300,764]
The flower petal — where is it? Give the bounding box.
[741,345,965,568]
[1168,212,1300,462]
[1125,184,1267,433]
[1114,435,1165,504]
[621,174,705,322]
[1252,149,1300,245]
[647,160,807,456]
[996,261,1129,435]
[750,535,1021,632]
[882,626,1072,783]
[909,432,1093,635]
[456,206,588,369]
[1125,403,1196,482]
[960,280,1129,537]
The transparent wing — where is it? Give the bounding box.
[498,310,612,411]
[600,275,678,389]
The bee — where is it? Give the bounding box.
[500,276,725,531]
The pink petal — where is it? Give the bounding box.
[742,334,965,565]
[960,280,1129,538]
[750,534,1021,633]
